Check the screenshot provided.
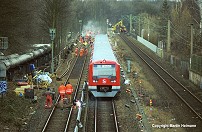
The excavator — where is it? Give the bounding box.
[111,20,127,33]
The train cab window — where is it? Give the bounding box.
[93,64,116,79]
[110,76,116,80]
[93,76,98,80]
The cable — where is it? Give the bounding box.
[171,28,189,42]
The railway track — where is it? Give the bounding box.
[95,98,119,132]
[41,53,88,132]
[120,34,202,121]
[86,97,119,132]
[65,55,88,132]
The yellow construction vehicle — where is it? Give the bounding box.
[112,20,127,33]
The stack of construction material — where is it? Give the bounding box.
[36,73,52,88]
[14,79,34,99]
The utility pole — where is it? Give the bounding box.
[190,24,193,56]
[50,8,56,74]
[139,16,141,36]
[197,0,202,32]
[49,28,56,74]
[190,23,194,68]
[79,20,82,35]
[167,20,171,52]
[130,14,132,33]
[147,16,150,41]
[107,19,109,34]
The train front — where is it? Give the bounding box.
[88,59,121,97]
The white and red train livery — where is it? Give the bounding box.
[88,34,121,97]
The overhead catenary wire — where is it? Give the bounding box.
[169,20,202,49]
[170,27,189,43]
[170,21,189,40]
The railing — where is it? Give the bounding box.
[74,81,87,132]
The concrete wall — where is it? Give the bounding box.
[189,71,202,89]
[137,36,157,53]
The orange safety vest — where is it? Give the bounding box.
[66,84,73,95]
[58,85,66,95]
[80,48,84,56]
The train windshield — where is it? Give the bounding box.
[93,64,116,79]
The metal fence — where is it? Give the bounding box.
[191,54,202,76]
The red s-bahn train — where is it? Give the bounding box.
[88,34,121,97]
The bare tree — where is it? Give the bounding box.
[0,0,36,54]
[39,0,71,54]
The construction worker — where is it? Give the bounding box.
[79,36,83,43]
[44,88,55,108]
[66,82,73,103]
[84,48,88,56]
[58,83,67,109]
[51,87,56,104]
[79,48,84,57]
[75,47,79,56]
[73,99,81,109]
[72,99,86,109]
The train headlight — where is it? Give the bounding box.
[93,80,98,82]
[111,80,116,83]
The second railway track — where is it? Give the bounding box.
[120,34,202,121]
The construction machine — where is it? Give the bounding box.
[112,20,127,33]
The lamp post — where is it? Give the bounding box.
[79,20,82,35]
[49,28,56,74]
